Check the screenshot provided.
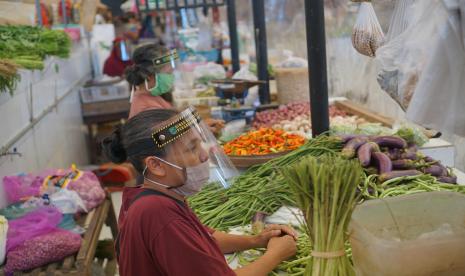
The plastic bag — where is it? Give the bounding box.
[385,0,415,42]
[193,62,226,85]
[352,1,385,57]
[376,0,449,110]
[6,206,62,252]
[5,229,81,274]
[2,174,44,204]
[233,66,259,106]
[50,189,88,214]
[58,214,85,234]
[0,201,40,220]
[41,167,105,212]
[0,216,7,265]
[407,2,465,137]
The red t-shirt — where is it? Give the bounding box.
[117,187,235,276]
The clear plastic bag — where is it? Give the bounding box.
[5,229,81,274]
[0,216,7,266]
[376,0,448,110]
[193,62,226,85]
[385,0,415,42]
[2,174,44,204]
[352,1,385,57]
[50,189,88,214]
[407,2,465,137]
[6,206,62,252]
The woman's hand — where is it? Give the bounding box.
[253,224,298,248]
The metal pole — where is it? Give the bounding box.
[35,0,43,26]
[135,0,142,18]
[61,0,67,25]
[226,0,240,73]
[252,0,270,104]
[305,0,330,136]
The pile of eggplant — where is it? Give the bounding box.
[341,135,457,184]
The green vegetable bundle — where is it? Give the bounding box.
[0,26,72,93]
[189,135,343,231]
[0,59,20,94]
[282,155,363,276]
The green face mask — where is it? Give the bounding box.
[147,73,175,97]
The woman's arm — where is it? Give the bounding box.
[212,224,298,254]
[212,231,258,254]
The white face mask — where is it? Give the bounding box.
[143,157,210,197]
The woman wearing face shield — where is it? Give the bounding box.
[103,38,134,77]
[125,43,225,134]
[103,108,297,276]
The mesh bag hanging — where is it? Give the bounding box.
[351,0,385,57]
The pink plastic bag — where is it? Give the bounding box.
[2,174,44,204]
[6,206,62,252]
[41,167,106,211]
[5,229,81,274]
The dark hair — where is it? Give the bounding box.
[102,109,179,173]
[124,44,168,86]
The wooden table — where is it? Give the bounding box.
[1,194,119,276]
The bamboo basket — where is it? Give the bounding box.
[275,67,310,104]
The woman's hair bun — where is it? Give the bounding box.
[102,127,127,163]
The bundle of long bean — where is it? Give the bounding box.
[282,155,363,276]
[189,135,344,230]
[361,173,465,199]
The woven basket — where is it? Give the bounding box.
[275,67,310,104]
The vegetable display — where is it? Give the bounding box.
[222,128,305,156]
[252,102,349,129]
[341,135,457,184]
[189,135,343,230]
[282,155,363,276]
[0,26,72,94]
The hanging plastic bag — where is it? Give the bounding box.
[6,206,62,252]
[352,0,385,57]
[407,2,465,137]
[0,216,7,266]
[5,229,81,274]
[376,0,449,110]
[2,174,44,204]
[385,0,415,42]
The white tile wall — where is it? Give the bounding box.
[0,43,92,208]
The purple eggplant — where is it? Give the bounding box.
[424,156,435,163]
[392,159,416,170]
[339,134,359,143]
[372,136,407,149]
[251,211,267,234]
[437,175,457,184]
[379,170,422,182]
[385,148,402,160]
[424,165,446,177]
[341,137,369,158]
[371,152,392,174]
[358,142,380,167]
[400,150,420,160]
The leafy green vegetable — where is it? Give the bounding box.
[0,26,72,94]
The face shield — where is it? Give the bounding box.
[119,40,130,61]
[152,49,180,73]
[149,107,238,189]
[142,50,181,98]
